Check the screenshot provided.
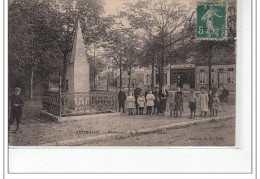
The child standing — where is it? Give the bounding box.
[208,90,213,116]
[9,87,24,133]
[169,93,175,116]
[174,87,184,118]
[199,87,209,117]
[137,92,145,115]
[146,90,155,115]
[126,91,135,115]
[212,93,221,116]
[189,89,197,119]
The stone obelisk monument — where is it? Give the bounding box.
[68,21,90,93]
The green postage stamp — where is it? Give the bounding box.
[196,2,227,40]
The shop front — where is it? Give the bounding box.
[169,64,195,91]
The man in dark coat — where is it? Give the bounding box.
[118,90,126,113]
[153,87,160,114]
[174,87,184,117]
[219,85,230,102]
[9,87,24,133]
[134,84,142,114]
[158,86,169,115]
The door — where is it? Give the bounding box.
[189,70,195,88]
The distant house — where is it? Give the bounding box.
[195,62,236,92]
[110,61,235,92]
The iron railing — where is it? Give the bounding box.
[42,91,118,117]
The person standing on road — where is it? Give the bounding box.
[134,83,142,114]
[169,92,175,116]
[174,87,184,118]
[153,87,160,114]
[219,85,229,102]
[189,89,197,119]
[145,86,151,114]
[118,90,127,113]
[199,87,209,117]
[158,86,169,116]
[9,87,24,133]
[146,90,155,115]
[212,93,221,116]
[208,90,214,116]
[137,92,145,115]
[126,91,135,115]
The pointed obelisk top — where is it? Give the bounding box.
[68,20,90,93]
[70,20,88,63]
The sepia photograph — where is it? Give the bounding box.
[8,0,237,147]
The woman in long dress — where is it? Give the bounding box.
[199,87,209,117]
[158,86,169,116]
[174,87,184,118]
[126,91,135,115]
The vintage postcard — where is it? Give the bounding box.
[8,0,236,147]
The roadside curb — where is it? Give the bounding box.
[43,115,235,146]
[40,110,121,123]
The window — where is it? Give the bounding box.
[227,68,235,83]
[199,69,206,84]
[218,68,224,73]
[163,73,167,85]
[218,68,225,84]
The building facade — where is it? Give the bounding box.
[99,62,236,92]
[166,62,236,92]
[195,63,236,92]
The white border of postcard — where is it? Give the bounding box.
[2,0,257,177]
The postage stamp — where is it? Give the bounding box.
[196,2,227,40]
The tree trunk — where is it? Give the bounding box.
[160,30,165,90]
[107,71,109,91]
[93,44,96,90]
[48,74,50,91]
[128,67,131,95]
[151,61,155,91]
[30,69,34,99]
[119,57,122,91]
[208,44,213,90]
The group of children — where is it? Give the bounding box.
[187,87,221,119]
[125,90,155,115]
[120,86,221,119]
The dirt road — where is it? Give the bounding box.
[84,117,235,146]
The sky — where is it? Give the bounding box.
[102,0,235,16]
[103,0,131,16]
[103,0,194,16]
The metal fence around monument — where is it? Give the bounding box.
[42,91,118,117]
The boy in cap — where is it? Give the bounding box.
[9,87,24,133]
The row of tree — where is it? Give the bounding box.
[8,0,236,97]
[9,0,111,97]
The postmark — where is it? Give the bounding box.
[196,2,227,40]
